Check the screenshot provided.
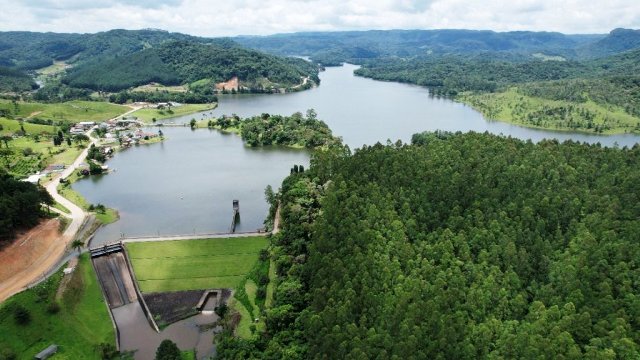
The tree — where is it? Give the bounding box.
[71,239,84,254]
[66,137,71,146]
[89,161,103,175]
[190,118,196,129]
[13,305,30,325]
[0,135,12,148]
[155,339,181,360]
[95,343,120,360]
[264,185,276,206]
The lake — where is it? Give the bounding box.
[76,63,640,246]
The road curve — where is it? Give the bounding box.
[0,106,141,303]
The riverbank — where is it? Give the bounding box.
[458,88,640,135]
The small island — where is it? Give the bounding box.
[197,109,342,149]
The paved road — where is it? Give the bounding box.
[100,231,268,247]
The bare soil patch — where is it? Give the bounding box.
[0,219,61,284]
[215,77,239,91]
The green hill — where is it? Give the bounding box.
[577,28,640,59]
[63,41,319,92]
[0,29,209,70]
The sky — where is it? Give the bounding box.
[0,0,638,36]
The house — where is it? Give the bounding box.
[78,121,96,129]
[22,174,42,184]
[44,164,65,173]
[69,127,85,135]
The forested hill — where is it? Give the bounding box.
[234,29,640,65]
[0,67,37,92]
[354,48,640,134]
[0,29,211,70]
[577,28,640,58]
[217,132,640,359]
[62,41,319,91]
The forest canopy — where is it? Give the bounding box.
[217,132,640,359]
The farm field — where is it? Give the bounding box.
[0,255,114,359]
[0,122,85,178]
[126,236,268,293]
[0,100,128,122]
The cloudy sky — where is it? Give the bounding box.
[0,0,638,36]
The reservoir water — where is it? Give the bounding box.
[76,63,640,246]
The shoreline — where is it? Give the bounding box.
[457,96,640,136]
[352,72,640,136]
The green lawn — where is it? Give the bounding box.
[0,255,114,359]
[130,103,216,123]
[94,208,119,225]
[0,100,128,123]
[0,118,55,135]
[126,236,268,293]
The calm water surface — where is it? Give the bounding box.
[77,63,640,246]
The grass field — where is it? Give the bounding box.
[131,103,216,123]
[459,88,640,134]
[126,236,268,293]
[0,100,128,123]
[0,255,114,359]
[0,118,56,135]
[36,61,69,76]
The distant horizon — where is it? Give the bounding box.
[0,26,634,38]
[0,0,638,37]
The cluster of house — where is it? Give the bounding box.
[120,129,160,147]
[69,121,96,135]
[154,101,181,109]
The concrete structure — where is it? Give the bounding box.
[34,345,58,359]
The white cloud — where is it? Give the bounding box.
[0,0,637,36]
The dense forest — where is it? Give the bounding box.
[217,132,640,359]
[0,67,37,93]
[236,28,640,65]
[62,41,319,92]
[0,29,210,70]
[235,29,606,65]
[354,48,640,96]
[240,111,339,148]
[0,171,53,240]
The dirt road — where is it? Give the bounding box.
[0,106,141,303]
